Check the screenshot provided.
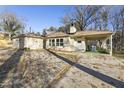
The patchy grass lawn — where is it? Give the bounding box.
[114,53,124,63]
[0,48,124,88]
[53,52,124,88]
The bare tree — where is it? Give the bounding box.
[62,5,103,31]
[119,8,124,51]
[61,14,71,25]
[110,7,124,52]
[111,13,120,32]
[42,29,47,36]
[0,11,25,40]
[97,7,110,31]
[120,8,124,35]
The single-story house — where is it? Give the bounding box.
[45,26,113,55]
[12,34,43,50]
[12,25,113,55]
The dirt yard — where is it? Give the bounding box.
[0,48,69,88]
[0,48,124,88]
[52,52,124,88]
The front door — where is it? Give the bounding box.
[75,40,86,52]
[76,41,83,50]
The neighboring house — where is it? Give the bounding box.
[12,33,43,50]
[12,25,113,55]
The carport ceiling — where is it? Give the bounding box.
[71,31,113,40]
[85,34,111,40]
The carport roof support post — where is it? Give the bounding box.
[110,34,113,56]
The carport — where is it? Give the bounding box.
[71,31,113,56]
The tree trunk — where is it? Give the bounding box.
[9,33,11,41]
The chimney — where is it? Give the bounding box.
[68,20,76,34]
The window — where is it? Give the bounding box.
[56,39,59,46]
[49,39,51,46]
[77,41,81,43]
[49,38,64,46]
[60,39,64,46]
[52,39,55,46]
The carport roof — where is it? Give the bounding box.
[71,31,113,40]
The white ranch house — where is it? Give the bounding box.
[12,26,113,55]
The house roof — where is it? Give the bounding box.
[12,31,113,40]
[45,30,56,35]
[46,31,113,39]
[12,34,44,39]
[46,32,69,38]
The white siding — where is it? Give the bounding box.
[46,37,86,52]
[25,37,43,49]
[12,38,19,49]
[12,37,43,49]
